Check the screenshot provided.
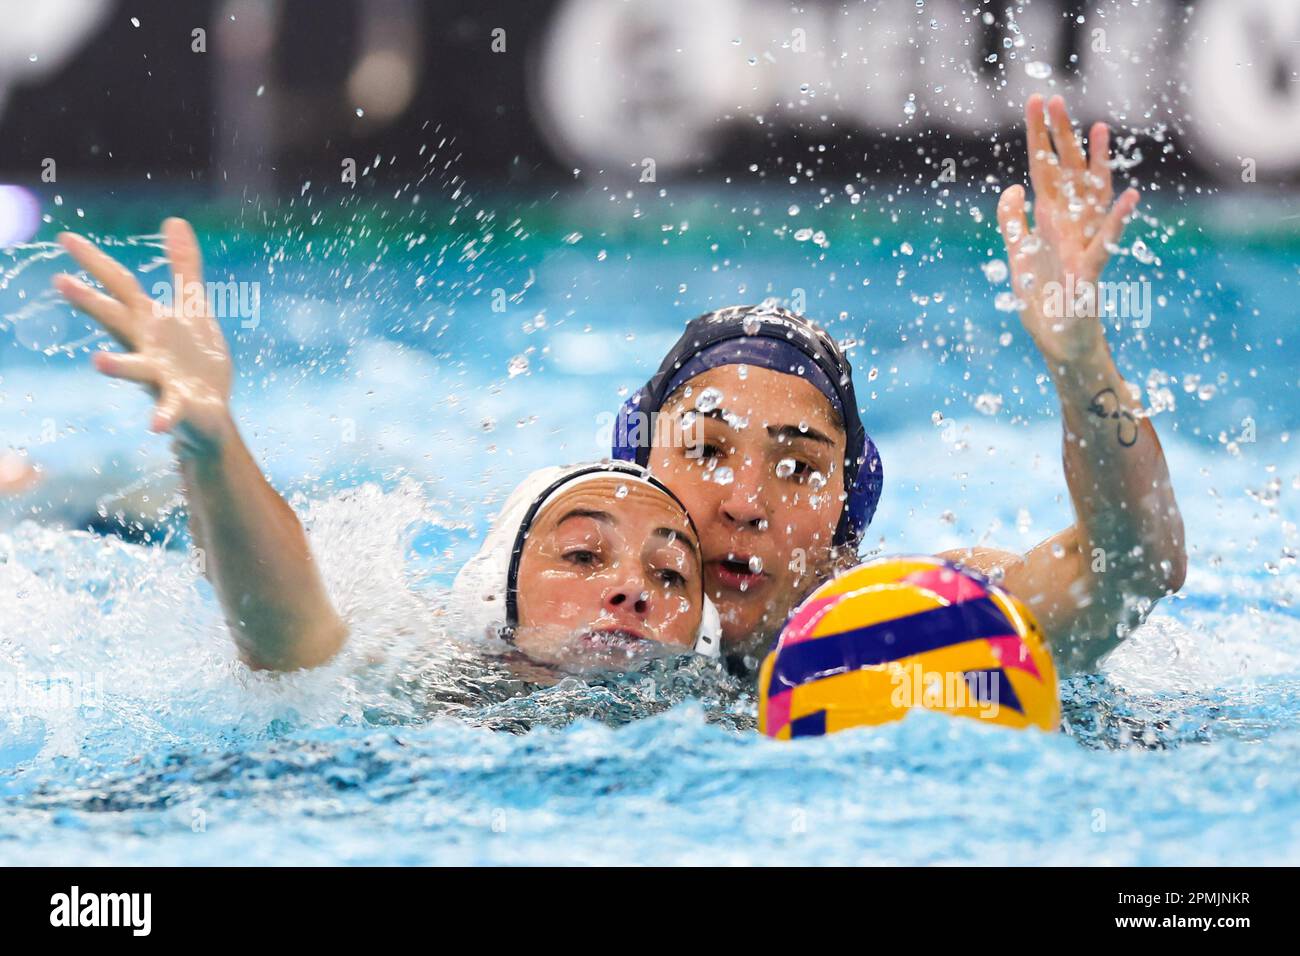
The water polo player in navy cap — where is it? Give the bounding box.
[612,303,882,659]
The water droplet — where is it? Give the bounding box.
[694,387,724,413]
[1025,61,1052,79]
[507,354,529,378]
[994,291,1020,313]
[776,459,796,479]
[711,467,735,486]
[982,259,1008,283]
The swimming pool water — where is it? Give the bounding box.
[1,189,1297,864]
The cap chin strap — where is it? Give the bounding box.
[692,597,723,659]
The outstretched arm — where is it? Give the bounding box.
[54,218,348,671]
[940,96,1186,675]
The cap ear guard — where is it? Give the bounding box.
[610,392,648,465]
[834,431,884,548]
[692,597,723,659]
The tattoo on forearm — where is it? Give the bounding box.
[1087,388,1139,447]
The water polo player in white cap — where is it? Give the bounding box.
[48,220,720,675]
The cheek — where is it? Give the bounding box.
[771,498,838,552]
[520,574,602,630]
[648,593,698,646]
[654,459,718,518]
[656,452,705,487]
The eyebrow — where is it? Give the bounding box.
[556,512,700,568]
[555,508,615,527]
[768,423,835,446]
[557,512,697,549]
[654,525,698,549]
[652,527,701,569]
[689,408,836,447]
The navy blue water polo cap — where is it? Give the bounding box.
[610,304,883,547]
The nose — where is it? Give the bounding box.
[719,461,769,530]
[604,582,650,617]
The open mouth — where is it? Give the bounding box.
[709,556,770,592]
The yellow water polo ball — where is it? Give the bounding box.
[759,556,1060,738]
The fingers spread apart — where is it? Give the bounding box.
[1046,95,1087,173]
[163,217,204,291]
[53,273,137,348]
[1084,188,1141,278]
[57,232,147,308]
[997,185,1029,248]
[92,351,159,388]
[1024,94,1058,203]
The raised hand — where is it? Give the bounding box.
[997,94,1140,368]
[953,95,1187,674]
[53,218,234,457]
[53,216,346,670]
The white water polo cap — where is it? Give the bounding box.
[449,461,722,659]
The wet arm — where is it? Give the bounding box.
[942,345,1185,674]
[181,418,348,671]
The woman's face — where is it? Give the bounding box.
[513,476,703,670]
[649,365,847,654]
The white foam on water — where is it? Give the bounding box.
[0,480,482,767]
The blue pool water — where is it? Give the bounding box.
[1,189,1297,864]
